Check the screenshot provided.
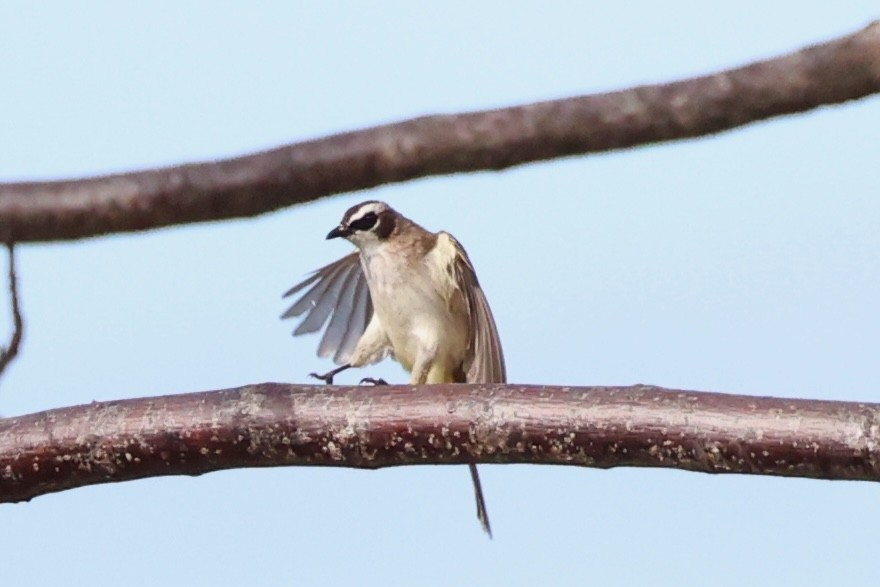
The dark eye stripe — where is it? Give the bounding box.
[349,212,378,232]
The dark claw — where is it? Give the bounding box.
[308,364,352,385]
[309,371,335,385]
[359,377,388,386]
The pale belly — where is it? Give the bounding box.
[365,260,468,376]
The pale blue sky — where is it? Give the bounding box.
[1,3,879,586]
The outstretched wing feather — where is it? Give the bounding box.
[281,252,373,365]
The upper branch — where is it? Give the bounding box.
[1,22,878,243]
[1,383,878,503]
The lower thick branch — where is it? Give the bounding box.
[1,384,877,503]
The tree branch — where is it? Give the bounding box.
[1,383,877,503]
[1,22,878,243]
[0,245,23,382]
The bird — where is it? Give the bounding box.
[281,200,506,536]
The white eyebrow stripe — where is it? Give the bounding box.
[344,202,383,224]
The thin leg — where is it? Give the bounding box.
[469,464,492,538]
[409,356,431,385]
[309,364,351,385]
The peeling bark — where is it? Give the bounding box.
[1,383,878,503]
[0,22,878,242]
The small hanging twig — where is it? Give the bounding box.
[0,244,23,380]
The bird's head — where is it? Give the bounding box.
[326,200,398,247]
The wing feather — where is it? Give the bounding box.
[439,232,507,384]
[333,272,372,363]
[317,262,361,358]
[294,261,357,335]
[281,252,373,365]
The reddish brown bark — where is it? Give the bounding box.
[1,383,878,503]
[0,22,878,243]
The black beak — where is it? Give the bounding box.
[326,225,350,240]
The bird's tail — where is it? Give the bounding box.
[469,463,492,538]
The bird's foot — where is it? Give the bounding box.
[359,377,389,386]
[308,364,352,385]
[309,371,336,385]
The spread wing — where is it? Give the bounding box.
[439,232,507,384]
[281,252,373,365]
